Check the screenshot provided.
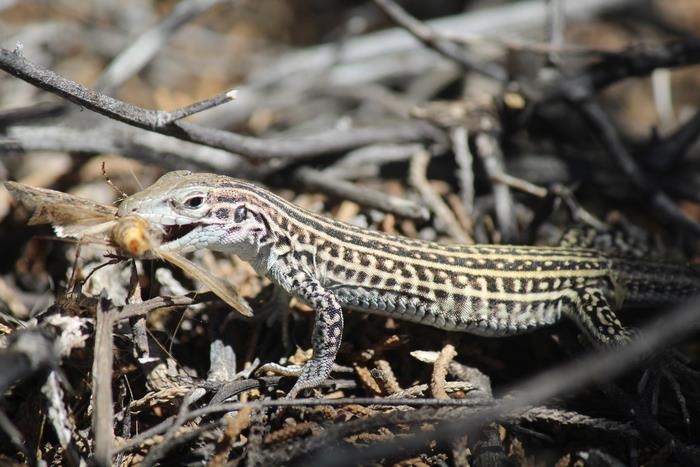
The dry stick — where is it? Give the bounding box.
[409,149,471,243]
[115,397,492,455]
[209,407,253,467]
[92,293,116,467]
[450,126,475,234]
[472,130,518,242]
[293,166,429,221]
[430,344,457,400]
[373,0,506,81]
[0,101,65,127]
[577,100,700,236]
[491,172,548,199]
[309,295,700,467]
[160,90,238,125]
[518,406,638,437]
[42,372,84,466]
[95,0,232,94]
[115,378,636,458]
[140,390,205,467]
[375,360,401,395]
[2,124,254,175]
[204,0,633,128]
[141,422,224,467]
[0,411,30,463]
[0,48,438,161]
[117,295,194,321]
[546,0,566,65]
[322,143,423,180]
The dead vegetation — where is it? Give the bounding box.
[1,0,700,465]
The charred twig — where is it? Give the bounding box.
[140,422,224,467]
[544,38,700,102]
[577,99,700,235]
[307,293,700,466]
[643,107,700,170]
[517,406,638,437]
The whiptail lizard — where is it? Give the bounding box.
[118,170,700,397]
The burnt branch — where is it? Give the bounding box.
[577,99,700,235]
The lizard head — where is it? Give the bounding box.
[118,170,276,259]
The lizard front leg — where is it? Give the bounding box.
[259,276,344,398]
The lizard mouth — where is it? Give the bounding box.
[161,222,203,244]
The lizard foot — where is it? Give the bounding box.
[257,357,336,398]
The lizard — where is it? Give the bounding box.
[117,170,700,397]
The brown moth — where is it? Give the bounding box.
[4,181,252,316]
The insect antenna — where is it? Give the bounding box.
[101,161,129,202]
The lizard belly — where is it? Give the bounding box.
[330,284,573,335]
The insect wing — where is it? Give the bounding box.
[4,181,118,239]
[158,250,253,317]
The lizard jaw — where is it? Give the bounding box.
[161,222,203,245]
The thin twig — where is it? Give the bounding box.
[490,172,548,199]
[0,101,66,128]
[92,292,115,467]
[473,130,518,242]
[309,293,700,466]
[450,126,474,230]
[95,0,234,94]
[373,0,506,81]
[430,344,456,400]
[116,295,194,321]
[0,47,438,161]
[2,124,255,175]
[409,149,472,243]
[322,143,422,180]
[546,0,565,65]
[158,90,238,125]
[293,166,429,220]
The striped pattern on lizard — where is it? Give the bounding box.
[118,170,700,397]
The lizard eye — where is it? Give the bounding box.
[184,195,204,209]
[234,205,247,222]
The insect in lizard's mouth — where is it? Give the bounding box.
[161,222,203,243]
